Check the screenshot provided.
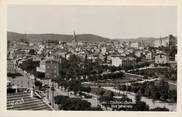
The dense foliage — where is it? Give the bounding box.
[117,79,176,102]
[54,95,102,111]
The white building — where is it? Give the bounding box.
[130,42,139,48]
[175,54,177,62]
[111,56,136,67]
[155,53,169,64]
[101,47,107,55]
[145,51,152,60]
[118,48,124,54]
[111,56,122,67]
[134,50,143,57]
[36,60,46,73]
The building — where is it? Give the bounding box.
[70,31,78,48]
[134,50,143,57]
[155,53,169,64]
[169,34,177,49]
[7,59,16,73]
[53,49,67,61]
[130,42,139,49]
[111,56,122,67]
[45,60,60,79]
[36,60,46,73]
[8,50,15,59]
[153,37,168,47]
[153,39,160,48]
[145,51,152,60]
[101,47,107,55]
[121,57,136,68]
[153,35,177,48]
[7,91,54,110]
[111,56,136,67]
[175,54,177,62]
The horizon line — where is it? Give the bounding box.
[7,31,176,40]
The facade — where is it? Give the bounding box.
[145,51,152,60]
[8,50,15,59]
[7,59,16,73]
[169,35,177,49]
[175,54,177,62]
[130,42,139,48]
[36,60,46,73]
[101,47,107,55]
[121,57,136,68]
[134,50,143,57]
[45,60,60,79]
[53,49,67,61]
[153,35,177,48]
[111,56,136,67]
[111,56,122,67]
[70,31,78,48]
[155,53,169,64]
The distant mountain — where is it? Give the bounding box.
[7,32,111,43]
[8,32,172,46]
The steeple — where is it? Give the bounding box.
[73,31,77,42]
[71,31,78,48]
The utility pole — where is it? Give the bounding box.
[51,80,54,108]
[27,73,30,89]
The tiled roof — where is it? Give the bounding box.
[7,92,53,111]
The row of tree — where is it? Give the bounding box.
[54,95,102,111]
[129,67,177,81]
[117,79,176,102]
[55,79,91,95]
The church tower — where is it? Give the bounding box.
[71,31,78,47]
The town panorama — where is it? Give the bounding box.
[7,31,177,111]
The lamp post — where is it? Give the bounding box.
[51,79,54,108]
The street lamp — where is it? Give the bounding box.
[51,80,55,108]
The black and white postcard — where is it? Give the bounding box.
[0,0,182,117]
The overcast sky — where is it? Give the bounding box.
[8,5,177,39]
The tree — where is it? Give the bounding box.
[168,90,177,102]
[99,90,105,98]
[109,91,114,101]
[135,93,142,102]
[133,101,149,111]
[68,80,82,94]
[81,86,91,93]
[29,49,36,55]
[152,91,161,100]
[55,96,92,110]
[54,95,69,104]
[158,79,169,100]
[143,75,148,79]
[34,80,42,90]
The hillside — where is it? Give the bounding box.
[7,32,111,43]
[7,32,173,46]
